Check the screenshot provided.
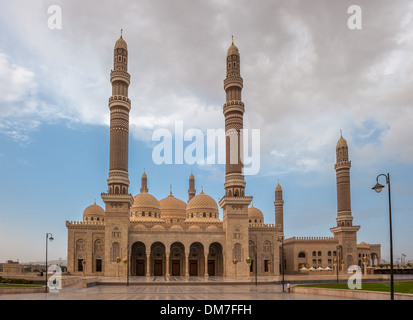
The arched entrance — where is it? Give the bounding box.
[131,242,146,276]
[151,242,166,276]
[208,242,223,276]
[170,242,185,276]
[189,242,204,276]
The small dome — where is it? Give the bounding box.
[227,37,239,56]
[130,192,161,221]
[248,205,264,223]
[160,194,187,221]
[83,202,105,220]
[131,193,160,211]
[115,31,127,50]
[337,134,348,148]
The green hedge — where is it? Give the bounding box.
[0,276,34,284]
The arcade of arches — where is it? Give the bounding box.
[130,241,224,277]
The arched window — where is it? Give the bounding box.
[234,243,241,261]
[263,241,271,252]
[312,251,316,257]
[298,252,306,258]
[318,251,322,256]
[76,239,85,251]
[112,242,120,261]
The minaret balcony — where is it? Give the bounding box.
[109,96,131,110]
[224,76,243,90]
[223,100,245,115]
[110,70,131,85]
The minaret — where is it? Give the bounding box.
[223,36,246,198]
[219,38,252,277]
[274,181,284,233]
[101,31,133,277]
[188,172,196,202]
[140,170,148,193]
[105,29,131,197]
[330,132,360,271]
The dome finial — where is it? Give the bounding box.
[232,35,234,45]
[120,29,123,39]
[170,184,173,196]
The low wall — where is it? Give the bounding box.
[274,274,390,284]
[292,286,413,300]
[0,286,45,295]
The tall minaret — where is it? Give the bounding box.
[330,132,360,270]
[140,171,148,193]
[274,181,284,233]
[219,38,252,277]
[188,172,196,202]
[105,30,131,196]
[101,31,133,276]
[223,36,246,198]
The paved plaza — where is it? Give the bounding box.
[0,276,355,300]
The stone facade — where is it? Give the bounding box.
[66,33,380,278]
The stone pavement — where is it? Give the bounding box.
[0,276,356,300]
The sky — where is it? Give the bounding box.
[0,0,412,264]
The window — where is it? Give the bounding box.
[312,251,316,257]
[203,212,206,218]
[264,260,270,272]
[318,251,322,256]
[298,252,306,258]
[328,251,332,256]
[263,241,271,252]
[112,242,120,262]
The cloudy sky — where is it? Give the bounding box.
[0,0,412,264]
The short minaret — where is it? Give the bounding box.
[330,132,360,271]
[140,171,148,193]
[274,181,284,233]
[188,172,196,202]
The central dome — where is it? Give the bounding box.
[186,191,220,221]
[159,194,187,222]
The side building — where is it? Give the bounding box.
[283,134,381,274]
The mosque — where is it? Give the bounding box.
[66,33,381,278]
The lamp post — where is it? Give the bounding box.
[254,244,258,286]
[45,233,54,293]
[116,257,121,280]
[126,244,130,286]
[278,236,285,292]
[233,259,237,278]
[246,257,251,280]
[334,258,338,283]
[372,172,394,300]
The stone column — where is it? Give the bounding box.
[204,254,209,278]
[166,252,170,277]
[185,254,189,277]
[146,253,150,277]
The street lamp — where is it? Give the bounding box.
[45,233,54,293]
[277,236,285,292]
[372,172,394,300]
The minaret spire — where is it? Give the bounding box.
[188,172,196,202]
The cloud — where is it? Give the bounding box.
[0,0,412,172]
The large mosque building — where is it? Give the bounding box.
[66,33,380,278]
